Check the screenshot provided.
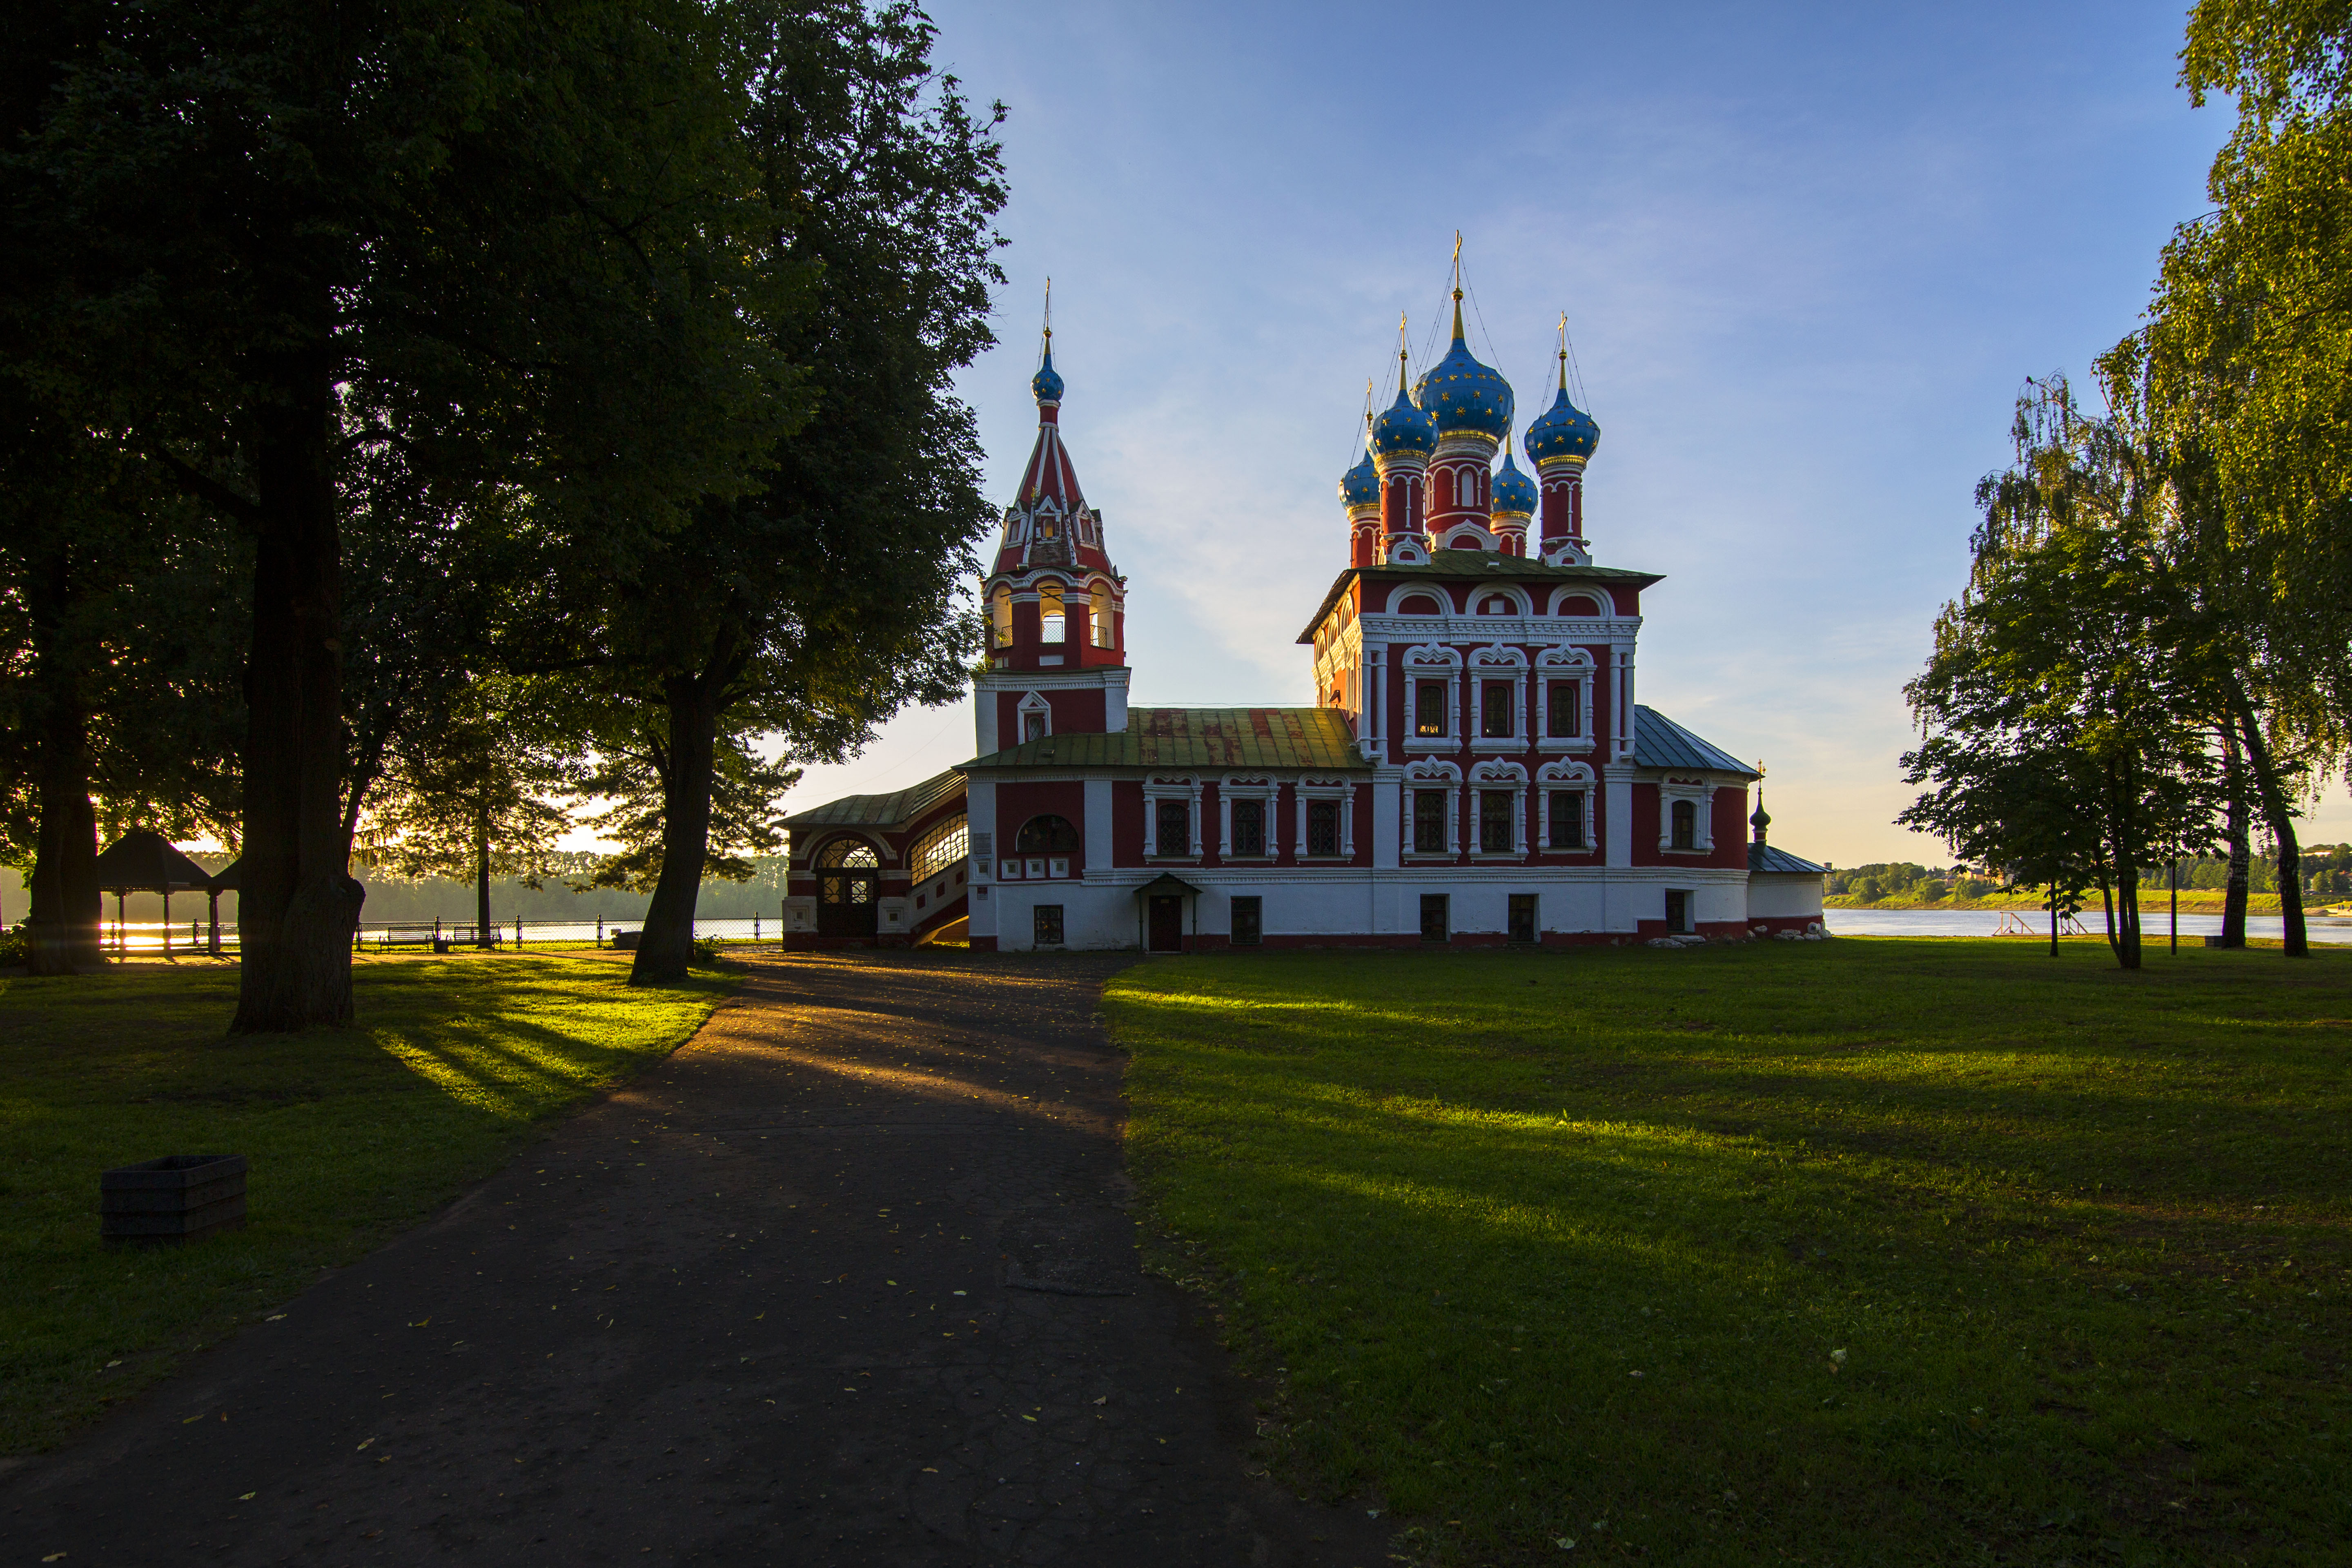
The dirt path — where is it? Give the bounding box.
[2,951,1388,1566]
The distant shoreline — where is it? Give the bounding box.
[1824,893,2311,915]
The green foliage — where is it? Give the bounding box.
[1902,378,2225,965]
[1112,944,2352,1567]
[0,954,731,1451]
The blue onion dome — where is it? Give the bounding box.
[1339,449,1380,508]
[1031,343,1064,405]
[1411,292,1514,441]
[1490,449,1537,517]
[1524,354,1600,461]
[1370,380,1436,459]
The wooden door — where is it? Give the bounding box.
[1148,895,1183,952]
[818,870,879,937]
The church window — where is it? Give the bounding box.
[1231,797,1266,857]
[1039,583,1066,642]
[1457,468,1476,508]
[1034,904,1064,946]
[1414,680,1449,737]
[1231,896,1262,946]
[1016,814,1079,855]
[1549,791,1586,849]
[1479,791,1515,853]
[909,815,969,884]
[1670,799,1697,850]
[1306,800,1340,857]
[1022,710,1047,742]
[1092,584,1115,648]
[1412,790,1448,853]
[1547,680,1581,737]
[1155,799,1191,857]
[991,586,1013,647]
[1480,680,1516,738]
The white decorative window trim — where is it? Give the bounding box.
[1658,775,1716,853]
[1016,690,1054,741]
[1143,775,1202,858]
[1534,644,1598,751]
[1386,586,1451,616]
[1294,777,1357,860]
[1402,758,1462,858]
[1468,586,1533,617]
[1218,775,1279,859]
[1537,760,1597,851]
[1468,759,1530,857]
[1548,586,1613,617]
[1468,643,1530,750]
[1403,644,1463,752]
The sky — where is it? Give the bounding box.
[759,0,2352,867]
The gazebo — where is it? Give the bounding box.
[91,831,222,958]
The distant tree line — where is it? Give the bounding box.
[1901,1,2352,968]
[0,1,1006,1018]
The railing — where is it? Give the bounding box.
[85,913,791,958]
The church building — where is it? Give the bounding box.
[780,292,1826,951]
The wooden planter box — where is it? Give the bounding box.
[102,1154,247,1245]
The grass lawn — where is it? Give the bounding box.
[0,953,730,1453]
[1108,940,2352,1566]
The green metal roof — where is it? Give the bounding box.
[1296,559,1664,643]
[1749,842,1826,875]
[960,706,1368,772]
[1634,706,1759,778]
[780,767,964,831]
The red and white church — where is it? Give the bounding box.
[780,296,1826,951]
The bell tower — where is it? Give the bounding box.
[975,287,1130,753]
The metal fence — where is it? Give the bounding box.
[93,913,788,957]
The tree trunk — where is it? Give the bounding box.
[2047,883,2059,957]
[24,547,105,974]
[231,349,364,1031]
[2222,733,2249,947]
[630,674,721,985]
[475,798,494,948]
[2230,707,2307,958]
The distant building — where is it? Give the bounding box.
[781,291,1825,950]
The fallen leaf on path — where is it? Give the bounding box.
[238,1493,256,1501]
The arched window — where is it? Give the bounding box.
[1038,583,1065,643]
[817,838,880,868]
[1091,584,1115,648]
[1458,468,1476,508]
[1397,593,1443,615]
[909,815,968,883]
[991,586,1013,646]
[1670,799,1697,851]
[1015,814,1079,853]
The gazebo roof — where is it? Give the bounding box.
[92,831,217,894]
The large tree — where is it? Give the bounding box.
[10,0,801,1025]
[545,2,1007,984]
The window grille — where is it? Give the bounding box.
[1414,680,1448,737]
[1547,680,1580,738]
[1306,800,1340,857]
[1479,791,1515,853]
[1412,790,1448,853]
[1548,791,1586,849]
[1155,799,1190,857]
[909,816,968,884]
[1671,799,1697,850]
[1481,680,1515,738]
[1231,797,1265,857]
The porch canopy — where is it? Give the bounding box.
[1133,871,1203,953]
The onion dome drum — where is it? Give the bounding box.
[1525,376,1600,462]
[1490,450,1537,517]
[1412,296,1515,441]
[1370,385,1437,459]
[1031,348,1065,405]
